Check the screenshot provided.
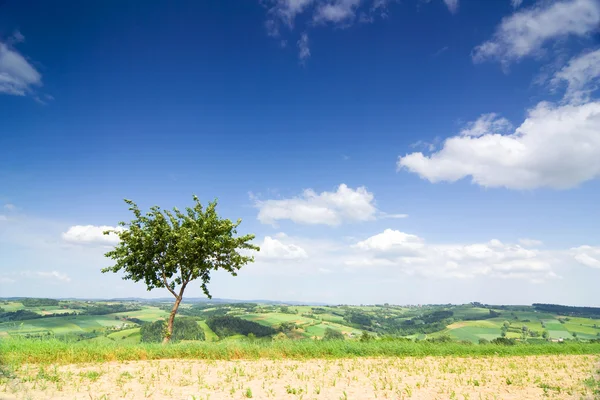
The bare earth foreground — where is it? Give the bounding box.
[2,355,599,400]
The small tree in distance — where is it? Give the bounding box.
[102,196,259,343]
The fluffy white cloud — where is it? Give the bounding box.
[398,100,600,189]
[353,229,425,256]
[571,245,600,268]
[257,236,309,260]
[519,238,543,247]
[62,225,122,245]
[21,270,71,282]
[297,32,311,61]
[443,0,459,14]
[349,229,558,282]
[511,0,523,8]
[255,184,379,225]
[552,49,600,103]
[0,39,42,96]
[472,0,600,64]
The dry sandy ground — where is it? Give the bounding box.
[2,355,599,400]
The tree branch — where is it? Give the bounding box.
[161,266,177,298]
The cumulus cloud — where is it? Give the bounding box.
[353,229,425,256]
[254,184,380,226]
[398,100,600,189]
[571,245,600,268]
[472,0,600,64]
[0,37,42,96]
[552,49,600,103]
[257,236,309,260]
[349,229,558,282]
[62,225,123,245]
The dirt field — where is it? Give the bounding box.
[2,355,599,399]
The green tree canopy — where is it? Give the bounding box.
[323,328,345,341]
[102,196,259,343]
[140,317,205,343]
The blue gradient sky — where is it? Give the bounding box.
[1,0,600,305]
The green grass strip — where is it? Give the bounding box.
[2,338,600,366]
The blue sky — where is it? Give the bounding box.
[1,0,600,305]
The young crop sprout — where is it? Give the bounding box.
[102,195,259,343]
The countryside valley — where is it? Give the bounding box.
[2,298,600,344]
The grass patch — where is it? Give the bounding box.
[2,338,600,366]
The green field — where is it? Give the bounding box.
[108,306,168,322]
[3,300,600,346]
[198,320,218,341]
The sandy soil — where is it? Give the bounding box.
[2,355,599,399]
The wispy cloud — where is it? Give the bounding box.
[472,0,600,65]
[431,46,449,58]
[443,0,459,14]
[21,270,72,283]
[551,48,600,104]
[511,0,523,8]
[262,0,456,62]
[0,32,43,97]
[297,32,311,62]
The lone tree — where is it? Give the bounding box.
[102,196,259,343]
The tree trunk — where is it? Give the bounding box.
[163,295,183,344]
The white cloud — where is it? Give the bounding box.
[0,277,16,284]
[443,0,459,14]
[571,245,600,268]
[519,238,543,247]
[353,229,425,256]
[472,0,600,64]
[313,0,362,23]
[0,40,42,96]
[257,236,309,260]
[268,0,315,30]
[379,213,409,219]
[552,49,600,103]
[511,0,523,8]
[255,184,379,226]
[3,204,16,211]
[62,225,123,245]
[21,270,71,282]
[297,32,311,61]
[459,113,512,137]
[349,229,558,282]
[0,215,6,221]
[398,100,600,189]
